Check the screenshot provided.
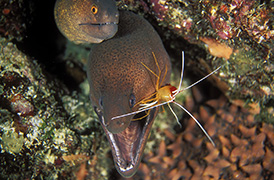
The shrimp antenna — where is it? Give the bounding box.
[173,101,216,147]
[180,64,223,93]
[167,103,182,128]
[177,51,185,93]
[111,101,170,120]
[173,51,185,96]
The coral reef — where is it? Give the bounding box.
[116,0,274,123]
[0,38,109,179]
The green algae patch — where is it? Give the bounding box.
[1,131,24,154]
[229,49,260,76]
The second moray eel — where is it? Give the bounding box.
[54,0,171,177]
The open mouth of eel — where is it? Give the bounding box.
[94,107,157,177]
[78,22,118,26]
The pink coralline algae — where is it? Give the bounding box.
[207,0,274,42]
[10,94,34,117]
[118,0,273,44]
[150,0,169,20]
[208,4,236,40]
[242,5,274,43]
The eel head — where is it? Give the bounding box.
[54,0,119,44]
[92,89,158,177]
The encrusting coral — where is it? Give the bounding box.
[0,37,110,179]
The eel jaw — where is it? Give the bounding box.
[77,22,118,43]
[95,107,157,177]
[78,22,118,26]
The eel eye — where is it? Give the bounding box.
[129,94,136,108]
[91,4,98,14]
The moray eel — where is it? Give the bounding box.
[54,0,118,44]
[54,0,171,177]
[87,11,171,177]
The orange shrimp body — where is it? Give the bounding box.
[136,84,176,113]
[158,85,177,102]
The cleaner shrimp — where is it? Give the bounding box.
[112,51,222,146]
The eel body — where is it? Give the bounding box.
[87,11,171,177]
[54,0,119,44]
[54,0,171,177]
